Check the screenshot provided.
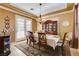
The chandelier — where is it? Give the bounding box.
[39,3,42,24]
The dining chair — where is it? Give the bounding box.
[38,32,47,50]
[62,32,72,56]
[28,31,36,48]
[55,32,68,56]
[55,32,72,56]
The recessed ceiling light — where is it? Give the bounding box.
[30,8,34,11]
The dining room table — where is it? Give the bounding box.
[34,32,61,49]
[46,34,61,49]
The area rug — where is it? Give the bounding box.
[15,41,55,56]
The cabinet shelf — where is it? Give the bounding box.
[42,20,57,35]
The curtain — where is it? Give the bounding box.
[15,15,32,41]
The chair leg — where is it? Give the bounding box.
[39,45,40,50]
[29,40,31,46]
[61,46,64,56]
[27,38,28,44]
[39,43,41,50]
[33,42,34,48]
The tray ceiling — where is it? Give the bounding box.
[10,3,66,16]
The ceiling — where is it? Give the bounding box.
[10,3,66,16]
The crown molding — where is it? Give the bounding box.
[36,9,74,22]
[0,3,38,19]
[42,3,74,17]
[42,9,74,19]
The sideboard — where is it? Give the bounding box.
[0,35,11,56]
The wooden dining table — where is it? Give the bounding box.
[46,34,60,49]
[34,33,60,49]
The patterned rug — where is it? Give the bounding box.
[15,41,71,56]
[15,41,55,56]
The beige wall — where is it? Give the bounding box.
[58,12,74,39]
[37,11,74,39]
[32,19,37,32]
[0,9,15,42]
[0,8,37,42]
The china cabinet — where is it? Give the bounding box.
[42,20,57,35]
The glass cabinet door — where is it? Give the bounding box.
[42,20,57,34]
[52,23,57,32]
[49,23,52,31]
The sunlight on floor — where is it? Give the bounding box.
[9,41,26,56]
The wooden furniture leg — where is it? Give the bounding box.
[29,40,31,46]
[38,41,40,50]
[33,42,34,48]
[27,38,28,44]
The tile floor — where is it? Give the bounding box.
[70,48,79,56]
[9,41,26,56]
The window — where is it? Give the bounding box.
[15,15,32,41]
[16,15,25,40]
[25,18,32,36]
[25,18,32,31]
